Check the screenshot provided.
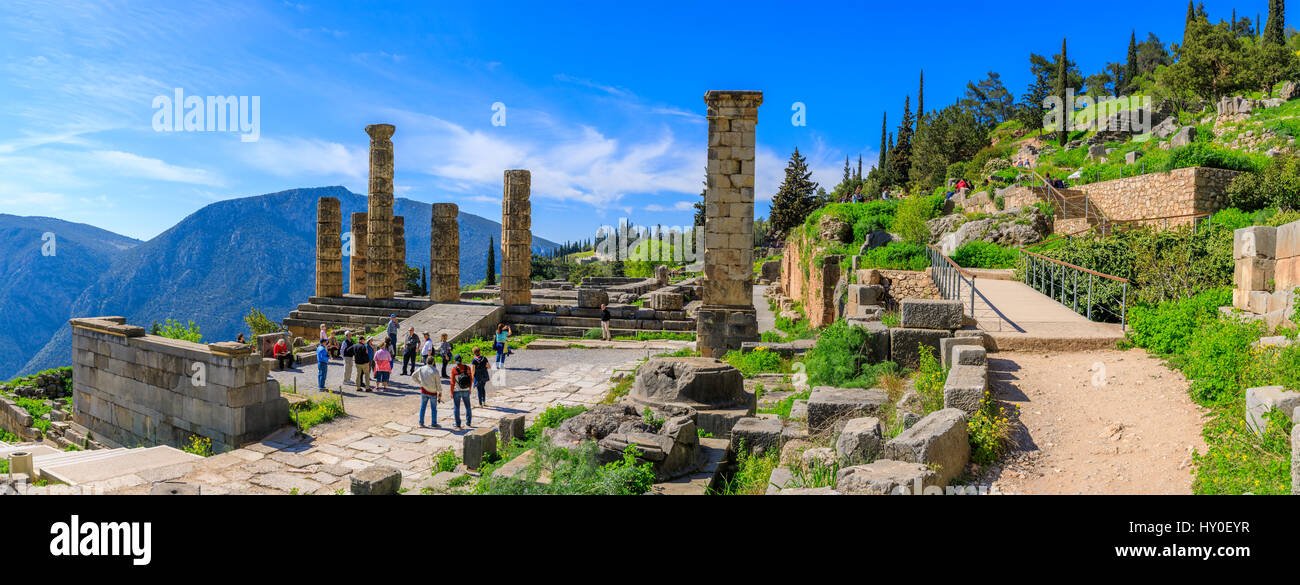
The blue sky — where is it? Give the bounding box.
[0,0,1273,243]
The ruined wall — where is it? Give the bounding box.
[0,397,36,441]
[70,316,289,453]
[779,232,841,327]
[1077,167,1236,227]
[1233,222,1300,330]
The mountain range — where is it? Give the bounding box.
[9,186,558,378]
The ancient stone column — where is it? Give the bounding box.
[501,170,532,308]
[316,197,343,297]
[392,215,406,295]
[430,203,461,303]
[349,211,367,296]
[697,90,762,357]
[366,123,395,299]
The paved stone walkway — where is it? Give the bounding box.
[954,278,1126,350]
[103,348,655,494]
[753,284,777,333]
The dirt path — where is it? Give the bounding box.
[981,348,1208,495]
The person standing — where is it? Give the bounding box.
[421,332,434,371]
[493,323,512,367]
[348,339,372,391]
[401,327,419,376]
[470,347,491,407]
[315,342,329,390]
[386,314,400,353]
[438,333,453,378]
[412,356,442,428]
[449,355,473,429]
[374,341,393,391]
[600,303,611,341]
[341,331,354,385]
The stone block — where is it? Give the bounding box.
[845,320,890,363]
[889,328,951,369]
[951,345,986,367]
[1234,257,1274,292]
[1245,386,1300,435]
[1293,425,1300,495]
[943,364,988,414]
[498,414,526,446]
[648,291,684,311]
[899,299,963,330]
[835,417,882,465]
[1276,220,1300,259]
[577,288,608,309]
[729,416,785,455]
[882,408,970,486]
[350,465,403,495]
[939,336,984,369]
[849,284,885,307]
[806,386,889,434]
[1248,291,1271,315]
[1274,258,1300,293]
[836,459,940,495]
[1233,225,1277,260]
[1268,288,1296,314]
[462,427,498,470]
[760,260,780,283]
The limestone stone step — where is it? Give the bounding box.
[294,303,426,318]
[35,446,201,485]
[508,324,660,339]
[307,295,435,311]
[0,444,61,458]
[285,312,393,328]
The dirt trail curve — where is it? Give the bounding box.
[981,348,1208,495]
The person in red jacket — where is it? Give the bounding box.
[273,338,292,370]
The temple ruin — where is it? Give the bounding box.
[501,169,532,309]
[365,123,396,300]
[430,203,460,303]
[315,196,343,298]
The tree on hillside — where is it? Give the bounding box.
[1017,65,1053,135]
[877,112,888,167]
[842,156,852,186]
[910,103,990,191]
[917,70,925,124]
[1252,35,1300,95]
[889,96,916,185]
[769,147,821,237]
[1136,33,1172,76]
[857,154,863,181]
[1162,18,1256,103]
[485,236,496,285]
[1056,38,1070,147]
[1264,0,1287,45]
[961,71,1016,127]
[1232,15,1255,38]
[1085,70,1115,98]
[693,170,706,226]
[1124,30,1138,92]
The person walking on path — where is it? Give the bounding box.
[386,314,400,353]
[449,355,473,429]
[374,341,393,391]
[401,327,419,376]
[438,333,453,378]
[470,347,491,407]
[341,331,354,385]
[412,356,442,428]
[493,323,512,367]
[347,339,372,391]
[315,342,329,390]
[600,304,611,341]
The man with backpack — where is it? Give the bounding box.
[449,355,473,429]
[412,356,442,428]
[470,347,491,407]
[346,339,372,391]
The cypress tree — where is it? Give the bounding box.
[485,236,496,285]
[1056,37,1069,147]
[889,96,915,184]
[1183,0,1196,46]
[842,156,851,185]
[1125,30,1137,93]
[1264,0,1286,45]
[878,112,888,167]
[917,70,925,124]
[857,154,863,180]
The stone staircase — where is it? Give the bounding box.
[284,295,435,336]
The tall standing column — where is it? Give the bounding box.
[430,203,461,303]
[697,90,762,357]
[392,215,406,295]
[349,212,368,296]
[316,197,343,297]
[501,170,532,308]
[366,123,395,300]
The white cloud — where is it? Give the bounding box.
[236,137,366,179]
[88,150,224,186]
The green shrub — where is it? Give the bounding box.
[860,241,929,271]
[181,435,213,457]
[293,394,345,430]
[722,348,786,377]
[967,391,1016,464]
[712,444,780,495]
[951,241,1018,269]
[1127,287,1233,357]
[434,450,461,472]
[153,318,202,343]
[1194,409,1294,495]
[804,320,898,388]
[912,343,947,414]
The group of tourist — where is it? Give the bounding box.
[303,315,517,431]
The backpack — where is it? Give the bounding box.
[454,367,472,390]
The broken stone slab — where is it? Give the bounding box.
[765,466,795,494]
[788,399,808,422]
[806,386,889,435]
[498,414,526,446]
[882,408,970,486]
[939,336,983,369]
[350,465,403,495]
[835,417,882,465]
[729,416,785,455]
[889,328,951,369]
[799,447,837,470]
[1252,336,1295,349]
[462,427,498,470]
[836,459,940,495]
[777,487,842,495]
[1245,386,1300,435]
[1278,220,1300,259]
[899,299,964,330]
[1234,225,1277,260]
[943,364,988,414]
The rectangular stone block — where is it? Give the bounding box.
[1274,257,1300,293]
[1248,291,1271,315]
[1277,220,1300,259]
[943,364,987,413]
[1233,225,1277,259]
[806,387,889,435]
[881,408,970,486]
[889,328,951,369]
[463,427,497,471]
[499,414,526,446]
[1268,289,1296,314]
[850,284,885,307]
[899,299,964,330]
[1234,257,1274,292]
[1245,386,1300,435]
[939,336,984,369]
[729,416,785,455]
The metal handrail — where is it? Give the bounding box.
[925,244,976,315]
[1019,248,1130,330]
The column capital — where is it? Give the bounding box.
[365,123,396,141]
[703,90,764,109]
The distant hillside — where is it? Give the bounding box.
[0,215,141,379]
[20,186,558,375]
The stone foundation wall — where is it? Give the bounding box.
[877,270,941,306]
[1233,222,1300,330]
[1077,167,1237,227]
[959,186,1041,215]
[779,232,843,328]
[69,316,289,453]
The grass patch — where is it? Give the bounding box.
[292,394,346,431]
[710,444,780,495]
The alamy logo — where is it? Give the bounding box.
[152,88,260,142]
[49,515,152,566]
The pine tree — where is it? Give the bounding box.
[485,236,496,285]
[768,147,821,236]
[1264,0,1286,45]
[889,96,916,185]
[1125,30,1138,93]
[842,156,851,185]
[1056,37,1070,147]
[1184,0,1197,46]
[917,70,925,124]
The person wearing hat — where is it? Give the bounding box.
[386,314,400,353]
[449,354,474,429]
